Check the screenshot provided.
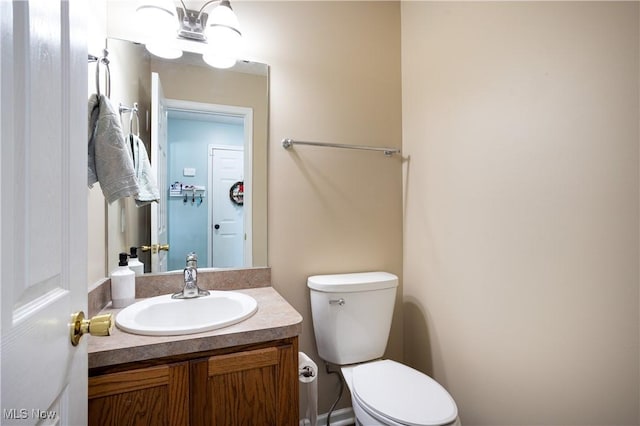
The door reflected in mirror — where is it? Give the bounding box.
[101,38,268,274]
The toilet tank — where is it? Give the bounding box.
[308,272,398,365]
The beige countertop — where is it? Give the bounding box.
[88,286,303,369]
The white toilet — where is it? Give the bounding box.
[308,272,461,426]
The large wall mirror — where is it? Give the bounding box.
[101,38,268,274]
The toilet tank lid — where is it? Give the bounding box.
[307,272,398,292]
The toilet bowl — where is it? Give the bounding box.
[342,360,461,426]
[307,272,461,426]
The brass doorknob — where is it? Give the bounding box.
[140,244,170,254]
[69,311,113,346]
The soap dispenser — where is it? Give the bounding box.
[128,246,144,276]
[111,252,135,308]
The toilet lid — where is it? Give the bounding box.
[352,360,458,426]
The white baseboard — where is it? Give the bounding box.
[299,407,355,426]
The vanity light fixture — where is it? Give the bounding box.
[136,0,242,69]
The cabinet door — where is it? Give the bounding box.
[191,343,298,426]
[89,362,189,426]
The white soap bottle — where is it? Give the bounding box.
[128,246,144,276]
[111,252,135,308]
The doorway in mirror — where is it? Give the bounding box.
[165,100,253,271]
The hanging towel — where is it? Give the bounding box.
[88,94,139,203]
[128,134,160,207]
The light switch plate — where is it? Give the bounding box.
[183,167,196,177]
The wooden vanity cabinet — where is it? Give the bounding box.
[88,362,189,426]
[88,337,299,426]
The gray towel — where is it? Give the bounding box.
[88,94,139,203]
[127,134,160,207]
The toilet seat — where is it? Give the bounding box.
[351,360,458,426]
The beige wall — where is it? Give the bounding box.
[238,0,404,414]
[401,2,639,425]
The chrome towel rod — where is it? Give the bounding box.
[282,138,400,157]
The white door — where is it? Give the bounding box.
[150,72,169,272]
[1,1,88,425]
[209,147,244,267]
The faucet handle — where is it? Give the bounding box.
[186,252,198,268]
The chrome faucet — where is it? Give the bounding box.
[172,252,210,299]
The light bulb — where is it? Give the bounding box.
[203,2,242,70]
[136,1,181,59]
[207,2,241,35]
[136,0,179,38]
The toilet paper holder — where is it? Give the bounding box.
[299,365,316,378]
[298,352,318,426]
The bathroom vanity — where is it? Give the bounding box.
[87,269,302,426]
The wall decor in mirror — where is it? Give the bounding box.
[95,38,268,275]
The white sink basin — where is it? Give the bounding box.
[115,291,258,336]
